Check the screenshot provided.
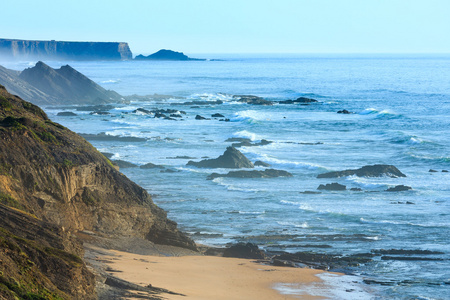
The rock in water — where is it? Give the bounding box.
[111,160,138,168]
[232,95,273,105]
[317,164,406,178]
[254,160,271,167]
[134,49,205,61]
[317,183,347,191]
[187,147,254,168]
[386,185,412,192]
[57,111,77,116]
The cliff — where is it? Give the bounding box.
[0,85,197,297]
[19,61,123,104]
[0,38,132,61]
[135,49,205,61]
[0,65,58,105]
[0,61,123,105]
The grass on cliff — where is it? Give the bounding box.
[0,229,68,300]
[0,192,26,211]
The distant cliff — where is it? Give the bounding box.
[135,49,205,61]
[0,38,132,61]
[0,61,124,105]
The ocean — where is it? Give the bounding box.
[6,54,450,299]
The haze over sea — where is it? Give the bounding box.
[7,54,450,299]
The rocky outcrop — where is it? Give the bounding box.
[207,169,293,180]
[223,243,266,259]
[19,61,123,105]
[317,164,406,178]
[135,49,205,61]
[0,85,196,252]
[0,38,132,60]
[187,147,254,169]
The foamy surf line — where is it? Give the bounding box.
[275,273,376,300]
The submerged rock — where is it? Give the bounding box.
[337,109,352,114]
[187,147,254,169]
[207,169,293,180]
[317,183,346,191]
[317,164,406,178]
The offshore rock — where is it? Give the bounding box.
[57,111,78,116]
[232,139,272,148]
[385,185,412,192]
[254,160,270,167]
[208,169,293,180]
[0,85,196,252]
[135,49,205,61]
[279,97,319,104]
[317,164,406,178]
[317,183,347,191]
[187,147,254,169]
[232,95,273,105]
[0,38,132,60]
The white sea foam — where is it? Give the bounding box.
[100,79,120,84]
[255,154,322,170]
[231,130,261,141]
[274,273,375,300]
[277,221,309,228]
[232,110,277,122]
[112,105,139,111]
[359,218,446,228]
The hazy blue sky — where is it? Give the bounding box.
[2,0,449,54]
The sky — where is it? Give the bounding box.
[2,0,450,54]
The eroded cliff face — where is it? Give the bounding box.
[0,38,132,60]
[0,85,196,249]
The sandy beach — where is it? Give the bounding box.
[93,246,329,300]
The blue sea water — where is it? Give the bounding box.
[7,54,450,299]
